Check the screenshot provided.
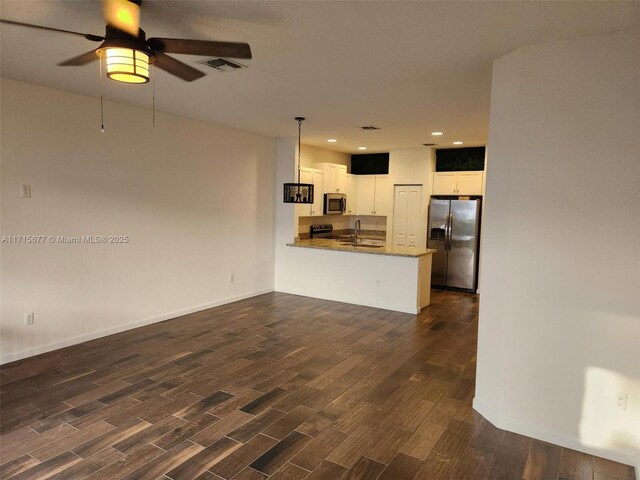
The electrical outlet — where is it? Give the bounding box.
[20,184,31,198]
[25,312,35,326]
[616,392,628,411]
[229,274,234,283]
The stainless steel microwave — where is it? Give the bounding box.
[324,193,346,215]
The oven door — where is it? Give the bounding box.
[324,194,346,215]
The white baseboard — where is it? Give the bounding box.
[274,287,419,314]
[0,289,273,365]
[473,397,638,471]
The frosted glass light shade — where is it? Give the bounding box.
[105,48,150,84]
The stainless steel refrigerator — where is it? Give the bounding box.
[428,196,482,292]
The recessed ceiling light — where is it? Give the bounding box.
[431,131,444,136]
[327,139,337,143]
[358,146,367,150]
[453,141,463,145]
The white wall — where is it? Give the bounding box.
[0,79,276,363]
[301,144,350,169]
[475,30,640,470]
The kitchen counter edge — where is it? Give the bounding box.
[286,239,435,258]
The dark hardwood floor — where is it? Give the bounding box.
[0,290,635,480]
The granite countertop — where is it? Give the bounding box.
[287,238,436,258]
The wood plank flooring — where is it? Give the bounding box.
[0,290,636,480]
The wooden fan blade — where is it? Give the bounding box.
[102,0,140,37]
[58,50,99,66]
[148,38,252,59]
[154,52,205,82]
[0,19,104,41]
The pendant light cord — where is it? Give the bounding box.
[297,118,302,185]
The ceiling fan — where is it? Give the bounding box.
[0,0,252,84]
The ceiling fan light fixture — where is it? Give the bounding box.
[102,47,150,84]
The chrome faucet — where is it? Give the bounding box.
[354,218,361,247]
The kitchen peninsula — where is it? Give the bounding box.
[275,140,438,314]
[284,237,435,314]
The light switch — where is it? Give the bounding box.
[20,184,31,198]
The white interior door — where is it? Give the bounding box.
[393,188,408,246]
[405,187,421,247]
[393,185,423,247]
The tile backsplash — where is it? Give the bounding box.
[297,215,387,238]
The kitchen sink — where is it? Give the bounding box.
[339,242,384,248]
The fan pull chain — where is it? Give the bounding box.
[152,63,155,127]
[99,55,105,133]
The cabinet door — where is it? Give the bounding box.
[456,172,483,195]
[336,165,347,193]
[374,175,391,215]
[432,172,457,195]
[295,167,314,217]
[324,164,338,193]
[355,175,375,215]
[311,169,325,216]
[345,174,357,215]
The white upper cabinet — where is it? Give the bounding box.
[433,171,483,195]
[344,174,357,215]
[316,163,347,194]
[355,175,375,215]
[336,165,347,193]
[311,169,325,216]
[374,175,391,216]
[355,175,390,216]
[456,172,484,195]
[432,172,458,195]
[296,167,325,217]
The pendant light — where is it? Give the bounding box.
[283,117,314,204]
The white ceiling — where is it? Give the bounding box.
[1,1,639,153]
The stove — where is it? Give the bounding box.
[310,224,334,239]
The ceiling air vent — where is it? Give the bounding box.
[359,125,380,130]
[423,143,437,147]
[197,58,247,72]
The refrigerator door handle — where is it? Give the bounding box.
[445,213,452,251]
